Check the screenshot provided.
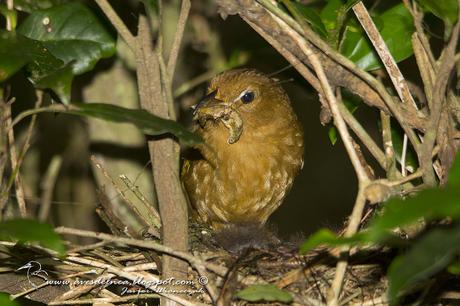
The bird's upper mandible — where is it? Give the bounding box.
[183,69,304,230]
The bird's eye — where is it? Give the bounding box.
[240,91,255,104]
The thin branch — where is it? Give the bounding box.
[39,155,62,222]
[55,226,227,277]
[353,2,417,110]
[271,11,369,183]
[48,293,161,305]
[167,0,191,77]
[63,256,198,306]
[381,111,398,180]
[94,0,136,50]
[420,7,460,186]
[352,2,421,153]
[255,0,426,137]
[328,189,367,306]
[338,102,386,169]
[243,18,322,94]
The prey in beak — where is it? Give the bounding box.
[192,89,243,144]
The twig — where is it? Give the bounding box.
[268,11,372,305]
[420,7,460,186]
[55,226,227,277]
[338,102,386,169]
[167,0,191,77]
[271,11,369,183]
[380,112,398,180]
[39,155,62,222]
[94,0,136,50]
[91,155,161,232]
[255,0,426,137]
[353,2,417,110]
[328,189,367,306]
[63,256,200,306]
[48,293,161,305]
[5,100,27,217]
[401,134,408,176]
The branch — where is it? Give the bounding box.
[167,0,191,77]
[272,11,369,183]
[94,0,137,50]
[352,1,421,151]
[56,226,227,276]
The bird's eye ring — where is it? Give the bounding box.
[240,91,255,104]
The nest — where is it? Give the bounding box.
[0,222,393,306]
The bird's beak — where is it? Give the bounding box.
[192,90,226,119]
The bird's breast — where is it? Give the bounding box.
[185,119,304,228]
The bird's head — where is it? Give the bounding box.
[193,69,292,144]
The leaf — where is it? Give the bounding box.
[340,4,414,71]
[283,0,328,38]
[448,260,460,275]
[328,126,337,145]
[14,0,68,12]
[388,225,460,302]
[67,103,202,145]
[320,0,344,31]
[18,2,116,75]
[0,219,66,256]
[0,293,18,306]
[0,31,72,102]
[447,151,460,188]
[367,187,460,242]
[0,31,33,81]
[299,228,367,253]
[33,63,74,104]
[236,284,293,303]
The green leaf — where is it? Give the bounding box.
[328,126,337,145]
[367,187,460,241]
[0,219,66,256]
[67,103,203,145]
[417,0,458,36]
[320,0,344,31]
[388,225,460,302]
[33,63,73,104]
[14,0,68,12]
[299,228,367,253]
[447,151,460,188]
[18,2,116,75]
[236,284,293,303]
[448,260,460,275]
[0,293,18,306]
[340,4,414,71]
[283,0,328,38]
[0,31,33,81]
[0,31,72,102]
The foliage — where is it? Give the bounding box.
[283,0,415,70]
[1,2,115,104]
[301,152,460,303]
[0,219,65,256]
[0,293,17,306]
[236,284,293,303]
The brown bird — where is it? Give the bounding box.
[183,69,304,230]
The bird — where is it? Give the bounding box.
[183,69,304,230]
